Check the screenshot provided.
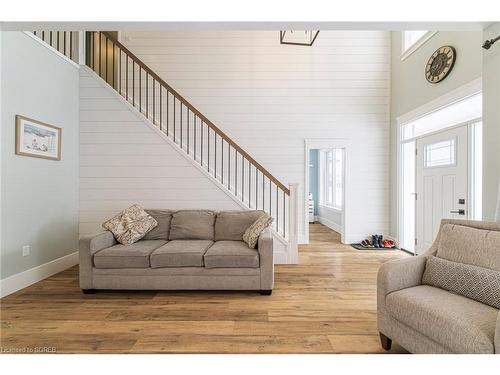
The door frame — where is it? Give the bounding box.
[397,78,482,253]
[304,139,352,244]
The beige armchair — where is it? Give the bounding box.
[377,219,500,354]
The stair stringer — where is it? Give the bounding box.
[81,66,291,264]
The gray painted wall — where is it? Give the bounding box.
[389,31,483,237]
[0,32,79,280]
[482,23,500,221]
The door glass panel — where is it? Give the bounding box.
[424,139,456,167]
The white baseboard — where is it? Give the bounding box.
[318,216,342,234]
[273,251,288,264]
[0,251,78,298]
[298,237,306,245]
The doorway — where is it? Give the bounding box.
[304,139,350,244]
[398,87,483,254]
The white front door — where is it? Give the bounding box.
[415,126,468,254]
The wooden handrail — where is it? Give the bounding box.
[99,31,289,195]
[34,30,291,238]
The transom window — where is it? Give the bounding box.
[401,31,436,60]
[401,93,482,141]
[319,149,344,210]
[403,31,428,51]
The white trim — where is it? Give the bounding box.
[287,182,299,264]
[304,139,351,244]
[401,31,438,61]
[396,79,483,254]
[273,249,287,264]
[397,78,482,125]
[468,123,474,220]
[317,216,342,234]
[0,251,78,298]
[402,117,482,143]
[468,121,483,221]
[318,203,342,213]
[23,31,80,69]
[495,179,500,222]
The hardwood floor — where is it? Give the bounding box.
[0,224,408,353]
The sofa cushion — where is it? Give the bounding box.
[150,240,213,268]
[422,255,500,309]
[93,240,167,269]
[204,241,259,268]
[243,213,273,248]
[437,223,500,271]
[215,210,265,241]
[386,285,498,353]
[169,210,215,240]
[143,209,173,240]
[102,204,158,245]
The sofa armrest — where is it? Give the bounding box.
[79,231,116,289]
[377,256,427,334]
[495,311,500,354]
[257,230,274,290]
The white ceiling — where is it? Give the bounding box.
[0,21,494,31]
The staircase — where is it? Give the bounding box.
[31,30,295,245]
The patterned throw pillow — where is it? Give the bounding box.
[102,204,158,245]
[422,255,500,309]
[243,213,273,249]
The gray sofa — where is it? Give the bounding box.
[378,219,500,353]
[79,210,274,294]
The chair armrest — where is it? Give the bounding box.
[257,230,274,290]
[377,255,427,335]
[79,231,116,289]
[377,256,427,297]
[495,311,500,354]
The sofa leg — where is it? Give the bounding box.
[260,290,272,295]
[379,332,392,351]
[82,289,96,294]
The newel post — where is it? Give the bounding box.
[288,183,299,264]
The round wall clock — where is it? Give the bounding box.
[425,46,456,83]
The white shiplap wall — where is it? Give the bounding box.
[120,31,391,243]
[79,67,242,236]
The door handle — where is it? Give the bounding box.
[450,209,465,215]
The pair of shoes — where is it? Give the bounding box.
[383,239,395,248]
[372,234,383,248]
[361,239,373,248]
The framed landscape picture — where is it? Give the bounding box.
[15,115,62,161]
